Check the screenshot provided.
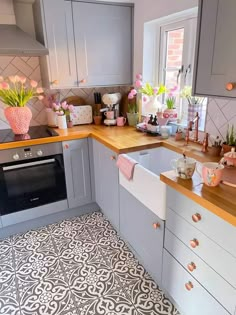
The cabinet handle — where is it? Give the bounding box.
[187,262,196,272]
[153,222,160,229]
[226,82,236,91]
[190,239,199,248]
[185,281,194,291]
[192,213,201,223]
[110,155,116,161]
[64,144,69,149]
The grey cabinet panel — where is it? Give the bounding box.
[63,139,92,209]
[120,186,164,284]
[72,1,132,86]
[92,139,119,230]
[193,0,236,97]
[34,0,78,88]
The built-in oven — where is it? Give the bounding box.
[0,142,67,215]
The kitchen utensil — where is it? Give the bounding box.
[199,162,224,187]
[171,157,197,179]
[117,116,126,126]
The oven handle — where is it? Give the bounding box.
[3,158,56,171]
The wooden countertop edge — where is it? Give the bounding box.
[160,173,236,227]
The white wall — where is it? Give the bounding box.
[133,0,198,77]
[0,0,15,24]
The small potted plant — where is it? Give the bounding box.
[53,101,74,129]
[163,86,178,122]
[93,109,102,125]
[222,125,236,153]
[127,89,139,126]
[209,135,222,156]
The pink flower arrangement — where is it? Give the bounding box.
[52,101,74,116]
[0,75,44,107]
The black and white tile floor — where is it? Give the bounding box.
[0,211,180,315]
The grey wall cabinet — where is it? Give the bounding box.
[63,139,92,209]
[193,0,236,98]
[120,186,164,284]
[33,0,78,89]
[71,1,133,87]
[92,139,119,230]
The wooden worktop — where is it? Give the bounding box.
[160,170,236,226]
[0,124,234,225]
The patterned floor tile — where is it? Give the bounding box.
[0,211,180,315]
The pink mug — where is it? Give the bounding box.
[199,162,224,187]
[116,116,126,126]
[104,111,115,120]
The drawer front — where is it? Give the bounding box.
[120,186,164,283]
[165,229,236,314]
[162,250,229,315]
[166,207,236,288]
[167,187,236,257]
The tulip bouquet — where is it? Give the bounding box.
[0,75,44,107]
[52,101,74,116]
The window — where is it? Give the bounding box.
[143,8,207,130]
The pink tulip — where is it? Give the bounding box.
[30,80,38,88]
[9,75,20,83]
[53,103,60,111]
[36,87,44,94]
[153,87,159,95]
[143,95,147,102]
[61,101,68,110]
[136,73,142,80]
[38,95,44,100]
[130,88,137,96]
[59,110,64,115]
[68,104,74,112]
[128,93,134,100]
[19,76,26,84]
[2,82,9,90]
[135,79,142,88]
[0,76,3,82]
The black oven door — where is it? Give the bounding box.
[0,154,67,215]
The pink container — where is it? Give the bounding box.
[201,162,224,187]
[4,106,32,135]
[117,116,126,126]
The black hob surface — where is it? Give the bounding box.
[0,125,59,143]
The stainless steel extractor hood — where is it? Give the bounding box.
[0,24,48,56]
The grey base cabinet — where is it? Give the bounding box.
[92,139,119,230]
[119,186,164,284]
[63,139,92,209]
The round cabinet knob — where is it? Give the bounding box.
[64,144,69,149]
[190,239,199,248]
[36,150,43,157]
[187,262,196,272]
[13,153,20,161]
[153,222,160,229]
[192,213,201,223]
[226,82,236,91]
[110,156,116,161]
[51,80,59,85]
[185,281,194,291]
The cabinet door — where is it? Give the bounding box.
[92,140,119,230]
[63,139,92,209]
[193,0,236,97]
[120,186,164,284]
[72,1,132,86]
[36,0,78,88]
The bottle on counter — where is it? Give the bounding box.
[147,114,153,131]
[151,115,158,132]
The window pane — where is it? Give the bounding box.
[166,28,184,69]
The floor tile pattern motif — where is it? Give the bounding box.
[0,211,179,315]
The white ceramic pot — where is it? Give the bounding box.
[46,108,58,127]
[57,115,67,129]
[143,96,162,115]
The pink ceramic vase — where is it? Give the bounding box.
[4,106,32,134]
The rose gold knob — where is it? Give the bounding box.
[110,156,116,161]
[185,281,194,291]
[226,82,236,91]
[79,78,86,84]
[190,239,199,248]
[153,222,160,229]
[192,213,201,223]
[64,144,69,149]
[51,80,59,85]
[187,262,196,272]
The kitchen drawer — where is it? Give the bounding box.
[165,229,236,314]
[166,207,236,288]
[120,186,164,284]
[162,250,229,315]
[167,187,236,257]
